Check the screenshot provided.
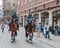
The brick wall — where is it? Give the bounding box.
[59,0,60,5]
[45,1,56,8]
[37,5,43,10]
[20,0,54,12]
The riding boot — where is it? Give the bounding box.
[11,33,14,43]
[26,32,28,42]
[11,32,13,40]
[13,32,15,41]
[15,32,17,36]
[25,31,28,37]
[13,36,15,41]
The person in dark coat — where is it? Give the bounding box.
[54,24,58,36]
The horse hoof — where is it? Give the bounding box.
[11,40,14,43]
[13,39,15,42]
[29,41,33,44]
[26,39,28,42]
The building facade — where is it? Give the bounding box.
[0,0,3,18]
[20,0,60,33]
[3,0,20,21]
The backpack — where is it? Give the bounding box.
[45,27,47,30]
[45,25,49,31]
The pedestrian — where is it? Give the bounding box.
[1,23,5,32]
[54,24,58,36]
[36,23,42,38]
[43,26,46,37]
[44,23,51,40]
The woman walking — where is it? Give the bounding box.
[36,23,42,38]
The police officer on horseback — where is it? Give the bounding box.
[25,12,35,43]
[9,12,19,36]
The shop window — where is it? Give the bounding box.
[41,12,49,17]
[57,10,60,14]
[52,12,57,16]
[52,10,60,17]
[34,13,39,19]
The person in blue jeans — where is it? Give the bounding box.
[1,23,5,32]
[54,24,58,36]
[44,23,50,40]
[36,23,42,38]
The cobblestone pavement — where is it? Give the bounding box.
[0,25,55,48]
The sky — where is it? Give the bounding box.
[0,0,2,6]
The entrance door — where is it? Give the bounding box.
[52,17,58,34]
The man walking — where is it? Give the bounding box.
[44,23,51,40]
[1,23,5,32]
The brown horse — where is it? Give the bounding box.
[9,19,18,43]
[25,22,35,42]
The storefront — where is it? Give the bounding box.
[52,10,60,34]
[41,12,49,27]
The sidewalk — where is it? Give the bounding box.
[34,32,60,48]
[21,27,60,48]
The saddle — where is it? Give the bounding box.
[10,23,17,32]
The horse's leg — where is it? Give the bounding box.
[26,32,28,42]
[15,31,17,36]
[29,33,33,41]
[13,32,15,42]
[11,32,13,40]
[25,31,28,37]
[31,33,33,41]
[11,32,14,42]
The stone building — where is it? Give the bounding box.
[3,0,20,21]
[20,0,60,33]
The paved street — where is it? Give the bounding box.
[0,25,56,48]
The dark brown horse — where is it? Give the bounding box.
[9,19,18,43]
[25,22,35,42]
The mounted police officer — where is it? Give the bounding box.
[9,12,19,36]
[25,12,35,42]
